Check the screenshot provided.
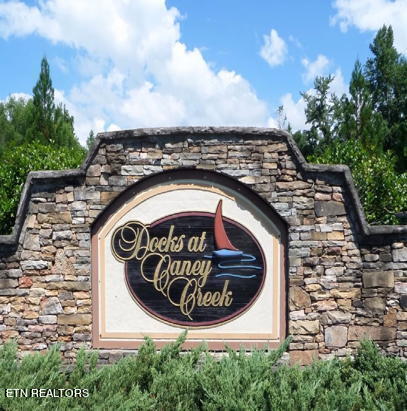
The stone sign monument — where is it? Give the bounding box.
[0,127,406,363]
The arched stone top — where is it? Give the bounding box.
[0,126,406,249]
[91,167,288,241]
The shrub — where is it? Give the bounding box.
[0,141,85,234]
[0,337,406,410]
[309,139,407,224]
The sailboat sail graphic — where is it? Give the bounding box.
[208,200,262,278]
[213,200,243,259]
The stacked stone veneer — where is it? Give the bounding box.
[0,127,406,363]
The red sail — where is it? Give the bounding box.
[214,200,238,251]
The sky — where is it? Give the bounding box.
[0,0,406,145]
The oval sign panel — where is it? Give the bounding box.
[111,200,266,327]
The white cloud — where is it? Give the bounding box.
[52,56,68,73]
[301,55,330,83]
[288,35,302,48]
[0,0,269,143]
[8,92,31,102]
[260,29,288,67]
[331,0,407,54]
[330,68,347,96]
[280,93,308,131]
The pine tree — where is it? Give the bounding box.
[28,56,81,149]
[86,129,96,150]
[31,57,55,144]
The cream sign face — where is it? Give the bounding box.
[92,174,286,349]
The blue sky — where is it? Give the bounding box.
[0,0,406,144]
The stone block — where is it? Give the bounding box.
[71,201,86,211]
[362,271,394,288]
[18,276,33,288]
[41,297,63,315]
[325,266,344,276]
[121,165,144,175]
[87,164,101,177]
[327,232,345,241]
[0,289,29,296]
[101,191,119,203]
[21,260,49,271]
[364,297,385,315]
[47,281,90,291]
[289,320,320,335]
[0,279,18,288]
[313,299,338,311]
[395,282,407,294]
[315,201,346,217]
[289,286,311,309]
[311,232,327,240]
[4,269,22,278]
[38,203,56,213]
[383,309,397,327]
[57,314,92,325]
[23,234,40,251]
[331,289,360,299]
[289,350,318,365]
[348,326,396,341]
[393,248,407,262]
[39,315,57,324]
[276,181,310,190]
[320,310,352,325]
[325,326,348,347]
[37,212,71,224]
[52,231,73,241]
[108,176,127,185]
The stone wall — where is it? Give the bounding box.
[0,127,406,364]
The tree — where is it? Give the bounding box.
[86,129,96,150]
[27,56,81,149]
[290,25,407,224]
[31,57,55,144]
[365,25,407,170]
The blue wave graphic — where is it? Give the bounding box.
[204,252,262,279]
[215,273,257,279]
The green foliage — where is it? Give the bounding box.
[309,138,407,224]
[27,56,81,149]
[0,141,85,234]
[0,57,87,235]
[294,25,406,172]
[0,338,406,410]
[290,25,407,225]
[0,97,35,157]
[0,57,83,155]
